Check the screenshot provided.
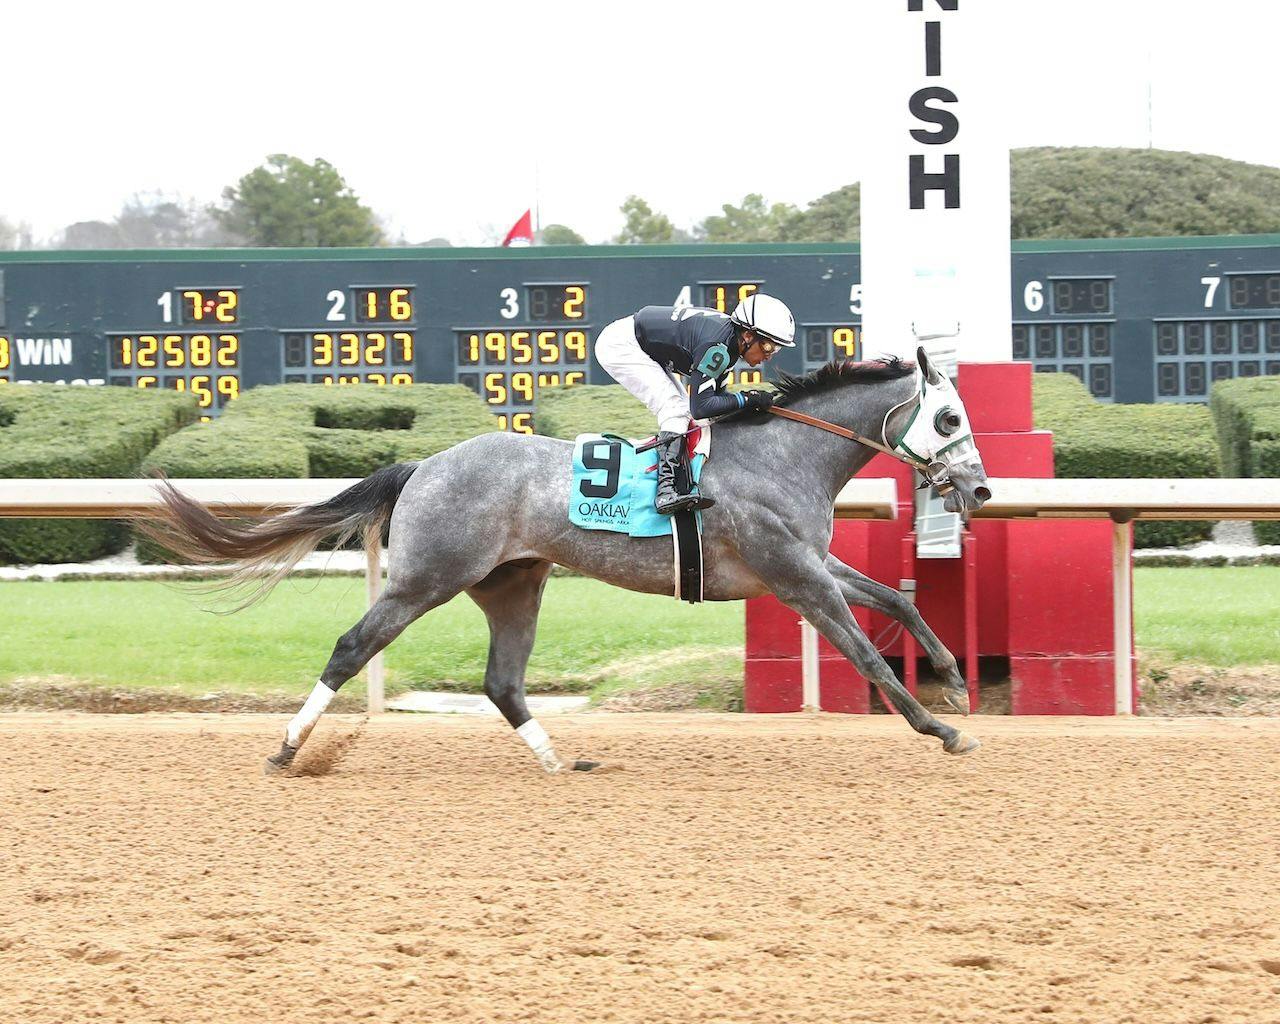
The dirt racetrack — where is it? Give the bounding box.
[2,712,1279,1024]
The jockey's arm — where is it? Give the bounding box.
[688,368,745,421]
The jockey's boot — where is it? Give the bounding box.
[655,431,715,515]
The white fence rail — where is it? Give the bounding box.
[4,477,1276,717]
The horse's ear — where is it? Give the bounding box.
[916,345,943,385]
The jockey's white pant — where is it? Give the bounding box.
[594,315,690,434]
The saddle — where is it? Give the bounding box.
[568,425,709,603]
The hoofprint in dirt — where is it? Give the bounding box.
[2,713,1279,1024]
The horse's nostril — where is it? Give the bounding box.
[974,486,992,502]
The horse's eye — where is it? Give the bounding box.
[934,408,961,435]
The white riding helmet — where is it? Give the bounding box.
[731,293,796,347]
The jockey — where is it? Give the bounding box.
[595,293,795,514]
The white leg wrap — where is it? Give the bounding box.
[516,719,564,774]
[284,680,335,749]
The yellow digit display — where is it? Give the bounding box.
[832,326,860,358]
[280,330,415,384]
[563,286,585,319]
[484,331,508,363]
[180,288,240,324]
[497,413,534,435]
[216,335,238,367]
[727,369,764,388]
[511,371,534,403]
[313,334,334,366]
[216,290,238,323]
[339,332,361,366]
[455,326,592,433]
[163,335,186,367]
[484,372,507,404]
[704,282,759,313]
[190,334,212,367]
[137,335,159,368]
[0,336,9,370]
[355,287,415,323]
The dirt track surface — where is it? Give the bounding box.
[2,713,1279,1024]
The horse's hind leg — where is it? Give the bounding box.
[265,580,452,773]
[824,553,971,716]
[467,560,595,774]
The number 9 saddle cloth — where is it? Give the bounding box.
[568,426,709,538]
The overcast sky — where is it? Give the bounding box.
[5,0,1277,245]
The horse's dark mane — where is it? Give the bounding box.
[770,357,915,408]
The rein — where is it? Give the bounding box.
[767,405,928,473]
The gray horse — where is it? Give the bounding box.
[139,349,991,774]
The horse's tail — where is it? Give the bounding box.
[134,462,419,610]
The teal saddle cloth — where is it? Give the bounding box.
[568,434,704,537]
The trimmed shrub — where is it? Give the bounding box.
[143,384,499,478]
[1032,373,1221,547]
[534,383,655,441]
[1210,376,1280,544]
[134,384,499,560]
[0,385,198,564]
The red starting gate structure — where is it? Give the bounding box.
[744,361,1133,716]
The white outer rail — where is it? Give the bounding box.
[10,477,1272,718]
[836,477,1280,714]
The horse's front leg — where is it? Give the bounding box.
[823,553,971,716]
[744,539,978,755]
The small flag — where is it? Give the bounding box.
[502,209,534,247]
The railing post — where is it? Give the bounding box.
[1111,515,1134,715]
[800,619,821,712]
[364,523,385,714]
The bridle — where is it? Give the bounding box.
[766,395,962,497]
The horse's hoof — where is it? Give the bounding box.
[572,759,601,772]
[943,731,981,755]
[263,744,298,776]
[944,686,971,717]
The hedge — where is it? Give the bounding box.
[135,383,500,561]
[0,385,198,564]
[1033,373,1220,547]
[142,383,500,478]
[534,383,654,440]
[1209,376,1280,544]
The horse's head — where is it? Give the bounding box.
[885,347,991,518]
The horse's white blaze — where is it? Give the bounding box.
[285,680,335,748]
[516,718,564,774]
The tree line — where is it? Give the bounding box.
[6,147,1280,251]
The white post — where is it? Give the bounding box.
[800,619,821,712]
[1112,518,1134,715]
[364,523,385,714]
